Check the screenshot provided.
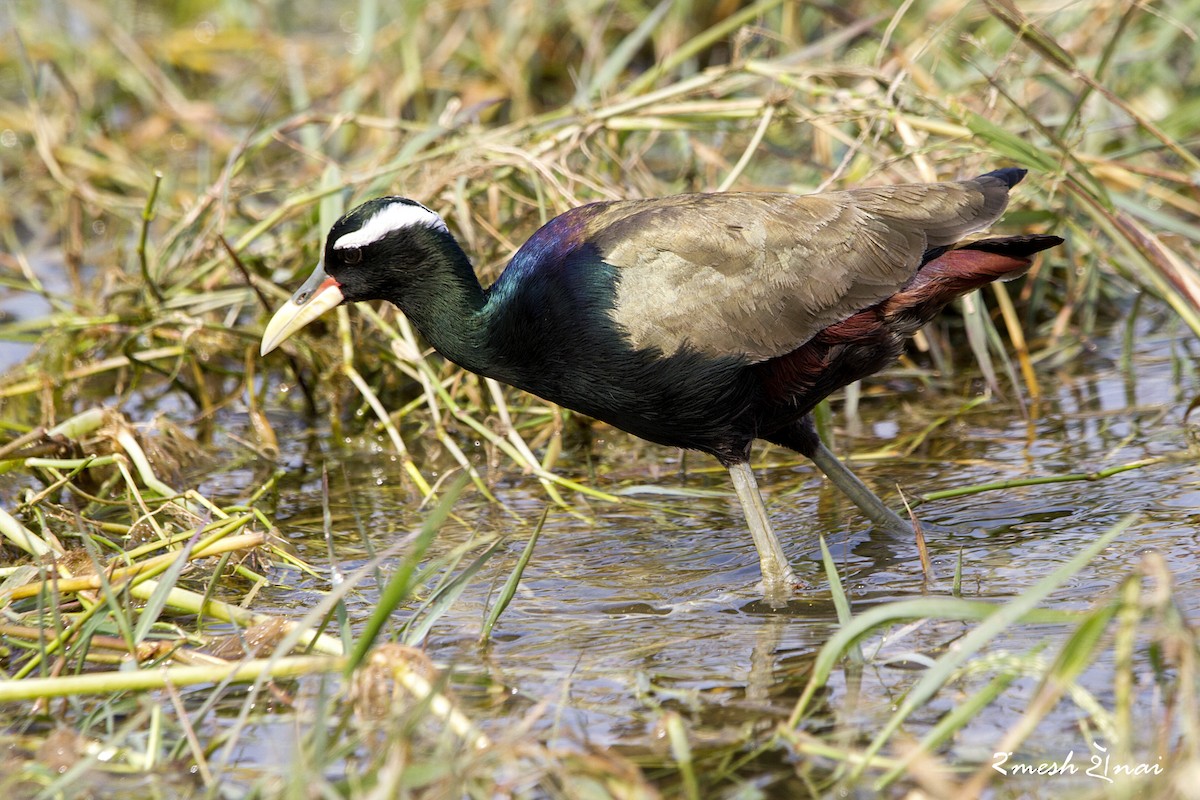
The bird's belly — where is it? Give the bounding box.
[497,348,760,464]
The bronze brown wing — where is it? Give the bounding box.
[594,172,1018,361]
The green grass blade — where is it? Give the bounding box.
[403,537,506,646]
[819,532,861,664]
[133,529,199,644]
[579,0,673,101]
[480,507,546,643]
[345,474,469,675]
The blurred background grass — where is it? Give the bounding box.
[3,0,1197,442]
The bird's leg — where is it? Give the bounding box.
[770,415,912,535]
[726,460,800,597]
[805,437,912,536]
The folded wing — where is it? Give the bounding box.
[598,170,1023,360]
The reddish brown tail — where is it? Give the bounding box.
[758,233,1062,413]
[884,234,1063,325]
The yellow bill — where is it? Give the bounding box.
[260,264,344,356]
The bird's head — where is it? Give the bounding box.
[260,197,451,355]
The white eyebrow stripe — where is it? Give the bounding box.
[333,202,449,249]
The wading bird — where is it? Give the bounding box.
[261,168,1061,596]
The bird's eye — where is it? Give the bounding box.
[343,248,363,265]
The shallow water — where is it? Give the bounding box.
[3,297,1193,793]
[226,308,1198,791]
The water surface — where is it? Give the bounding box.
[232,309,1197,791]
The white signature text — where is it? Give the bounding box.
[992,744,1163,782]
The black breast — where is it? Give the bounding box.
[481,246,761,463]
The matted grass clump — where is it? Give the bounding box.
[1,0,1199,796]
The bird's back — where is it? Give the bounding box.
[524,171,1024,363]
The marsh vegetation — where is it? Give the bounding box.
[1,0,1199,797]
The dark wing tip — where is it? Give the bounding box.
[959,234,1064,257]
[977,167,1029,189]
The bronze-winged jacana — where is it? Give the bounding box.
[261,168,1061,596]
